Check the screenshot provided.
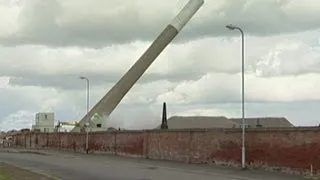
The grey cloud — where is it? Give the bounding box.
[0,88,38,117]
[7,72,204,90]
[0,88,41,131]
[1,0,320,47]
[2,34,320,92]
[249,45,320,77]
[8,75,117,90]
[0,0,167,48]
[0,111,35,131]
[190,0,320,38]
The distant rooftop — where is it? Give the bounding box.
[229,117,294,128]
[156,116,238,129]
[156,116,294,129]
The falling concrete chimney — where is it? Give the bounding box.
[72,0,205,132]
[161,102,168,129]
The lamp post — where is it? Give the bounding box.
[79,76,90,154]
[226,24,246,169]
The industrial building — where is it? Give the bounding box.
[229,117,294,128]
[57,115,108,133]
[156,116,237,129]
[156,116,294,129]
[30,112,108,133]
[69,113,108,132]
[32,112,55,132]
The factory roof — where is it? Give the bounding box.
[229,117,294,128]
[156,116,238,129]
[156,116,294,129]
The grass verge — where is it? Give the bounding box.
[0,162,57,180]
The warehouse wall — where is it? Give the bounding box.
[10,127,320,173]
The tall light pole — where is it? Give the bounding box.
[79,76,90,154]
[226,24,246,169]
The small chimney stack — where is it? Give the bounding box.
[160,102,168,129]
[256,118,262,128]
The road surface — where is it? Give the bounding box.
[0,149,305,180]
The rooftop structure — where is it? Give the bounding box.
[156,116,238,129]
[156,116,294,129]
[229,117,294,128]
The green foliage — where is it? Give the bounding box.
[0,173,11,180]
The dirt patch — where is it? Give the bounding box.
[0,162,56,180]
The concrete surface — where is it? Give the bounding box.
[0,148,306,180]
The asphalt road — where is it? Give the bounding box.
[0,149,306,180]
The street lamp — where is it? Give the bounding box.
[79,76,90,154]
[226,24,246,169]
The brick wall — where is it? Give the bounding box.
[10,127,320,173]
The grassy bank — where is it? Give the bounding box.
[0,163,56,180]
[0,173,10,180]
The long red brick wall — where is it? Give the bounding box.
[9,127,320,173]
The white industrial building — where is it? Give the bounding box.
[32,112,55,132]
[31,112,108,133]
[72,113,108,132]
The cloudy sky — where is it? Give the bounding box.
[1,0,320,131]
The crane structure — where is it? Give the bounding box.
[71,0,205,132]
